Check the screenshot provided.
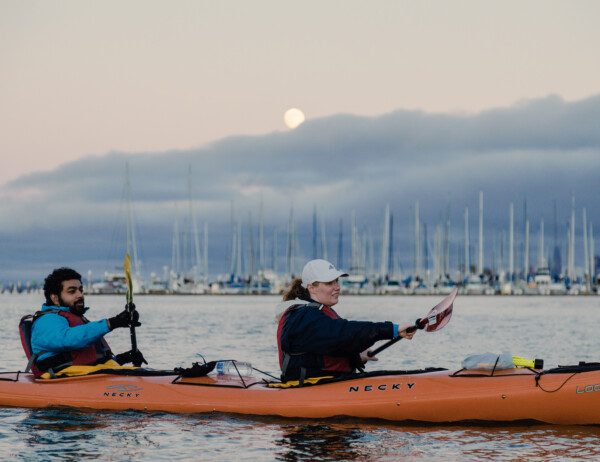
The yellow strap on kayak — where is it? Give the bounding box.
[267,376,334,388]
[40,359,138,379]
[512,356,544,369]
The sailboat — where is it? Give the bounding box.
[92,162,146,295]
[340,210,370,294]
[170,166,207,295]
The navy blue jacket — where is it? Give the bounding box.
[277,302,395,380]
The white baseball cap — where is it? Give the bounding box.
[301,259,348,288]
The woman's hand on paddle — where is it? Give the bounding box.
[360,349,378,364]
[399,323,416,340]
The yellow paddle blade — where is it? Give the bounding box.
[123,253,133,303]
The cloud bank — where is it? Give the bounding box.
[1,94,599,280]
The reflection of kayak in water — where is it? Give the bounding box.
[1,363,600,425]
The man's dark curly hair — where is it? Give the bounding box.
[43,267,82,305]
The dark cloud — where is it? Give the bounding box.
[1,94,599,280]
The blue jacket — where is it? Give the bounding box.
[31,305,111,362]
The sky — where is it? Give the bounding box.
[1,0,600,281]
[2,0,600,185]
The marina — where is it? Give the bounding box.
[3,190,598,297]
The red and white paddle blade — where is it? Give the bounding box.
[424,287,457,332]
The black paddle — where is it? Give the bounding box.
[368,287,457,357]
[123,253,142,366]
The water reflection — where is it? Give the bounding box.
[371,424,600,462]
[275,423,366,461]
[13,408,108,460]
[12,408,164,461]
[3,407,600,461]
[455,426,600,461]
[270,418,600,462]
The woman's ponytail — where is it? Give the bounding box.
[282,278,311,301]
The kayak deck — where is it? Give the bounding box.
[1,367,599,425]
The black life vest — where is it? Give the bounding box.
[19,309,113,378]
[277,303,357,383]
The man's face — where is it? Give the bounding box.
[51,279,85,314]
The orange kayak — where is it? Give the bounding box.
[1,366,599,425]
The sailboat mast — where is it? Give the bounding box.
[509,203,514,281]
[478,191,483,275]
[312,205,318,259]
[248,212,255,278]
[569,196,575,279]
[366,229,374,275]
[524,219,530,278]
[188,166,201,281]
[590,223,595,286]
[423,223,429,283]
[272,228,278,273]
[415,202,421,278]
[538,219,545,269]
[203,222,208,283]
[229,200,236,277]
[351,210,358,273]
[172,215,180,275]
[125,162,140,278]
[259,195,265,271]
[286,205,295,276]
[337,219,344,269]
[380,204,390,278]
[583,208,589,291]
[464,207,470,277]
[552,200,561,279]
[434,224,441,282]
[320,212,328,261]
[236,218,242,278]
[444,204,450,277]
[388,212,394,277]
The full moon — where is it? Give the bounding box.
[283,108,305,129]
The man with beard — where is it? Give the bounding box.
[28,267,146,377]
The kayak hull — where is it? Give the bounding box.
[1,369,599,425]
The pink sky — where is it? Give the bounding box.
[2,0,599,185]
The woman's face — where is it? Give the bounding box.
[307,278,340,306]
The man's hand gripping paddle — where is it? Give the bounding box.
[368,287,457,357]
[123,253,145,367]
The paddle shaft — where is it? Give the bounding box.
[368,319,423,357]
[125,287,138,354]
[128,307,138,353]
[124,254,141,365]
[126,302,143,366]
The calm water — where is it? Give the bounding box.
[1,293,600,461]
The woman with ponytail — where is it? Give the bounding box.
[276,259,414,382]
